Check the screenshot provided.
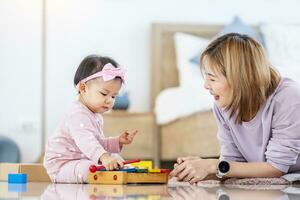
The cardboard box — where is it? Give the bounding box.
[0,163,19,181]
[0,163,51,182]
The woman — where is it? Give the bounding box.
[169,33,300,184]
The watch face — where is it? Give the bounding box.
[219,161,230,173]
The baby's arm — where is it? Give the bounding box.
[100,136,122,153]
[68,112,127,170]
[68,112,109,164]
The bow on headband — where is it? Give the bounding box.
[75,63,125,91]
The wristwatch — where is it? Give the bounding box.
[216,160,230,178]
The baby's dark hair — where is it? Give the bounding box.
[74,55,119,86]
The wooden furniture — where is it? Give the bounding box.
[0,163,50,182]
[151,24,223,161]
[103,112,160,166]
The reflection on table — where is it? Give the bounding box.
[1,181,300,200]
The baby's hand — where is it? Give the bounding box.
[119,130,138,145]
[100,153,124,170]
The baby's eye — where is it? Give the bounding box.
[100,92,107,96]
[210,79,215,82]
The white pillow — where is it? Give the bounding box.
[155,85,213,125]
[174,33,209,86]
[154,33,212,124]
[260,24,300,83]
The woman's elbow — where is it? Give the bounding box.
[270,167,285,177]
[267,163,285,177]
[273,170,285,178]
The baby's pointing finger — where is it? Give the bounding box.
[131,130,138,136]
[128,135,135,140]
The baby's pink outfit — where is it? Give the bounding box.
[44,101,121,183]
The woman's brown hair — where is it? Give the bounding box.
[200,33,281,124]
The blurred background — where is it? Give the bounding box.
[1,0,300,166]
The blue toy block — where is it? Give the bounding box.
[8,173,27,184]
[119,168,137,172]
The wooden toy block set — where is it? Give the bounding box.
[88,160,170,184]
[0,160,170,185]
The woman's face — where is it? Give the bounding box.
[203,67,231,108]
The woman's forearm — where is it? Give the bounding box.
[208,160,285,178]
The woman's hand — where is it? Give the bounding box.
[169,158,218,184]
[174,156,200,168]
[119,130,138,145]
[99,153,124,170]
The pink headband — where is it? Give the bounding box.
[75,63,125,91]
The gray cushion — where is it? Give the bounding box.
[216,16,263,44]
[0,135,21,163]
[190,16,264,65]
[113,92,130,110]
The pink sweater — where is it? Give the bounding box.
[44,101,121,176]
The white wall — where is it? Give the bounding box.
[1,0,300,161]
[46,0,300,138]
[0,0,42,162]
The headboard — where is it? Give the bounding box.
[150,23,224,109]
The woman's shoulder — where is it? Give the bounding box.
[272,77,300,106]
[213,103,228,122]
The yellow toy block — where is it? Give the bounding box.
[130,161,153,170]
[148,169,161,173]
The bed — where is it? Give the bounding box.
[150,23,222,161]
